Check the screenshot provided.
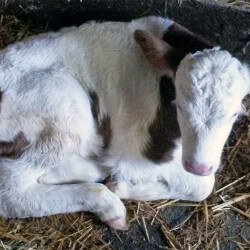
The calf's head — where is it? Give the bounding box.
[135,24,250,176]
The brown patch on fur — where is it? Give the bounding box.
[39,125,55,142]
[99,116,112,149]
[0,132,30,159]
[89,91,100,122]
[0,91,3,104]
[134,29,178,71]
[144,76,181,163]
[163,22,212,56]
[0,91,3,114]
[135,23,212,72]
[89,91,112,149]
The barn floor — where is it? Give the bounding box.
[0,1,249,249]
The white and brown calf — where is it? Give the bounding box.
[0,16,249,230]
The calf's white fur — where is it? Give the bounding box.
[0,16,249,230]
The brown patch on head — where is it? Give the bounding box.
[89,91,112,150]
[135,23,212,72]
[134,29,181,71]
[163,23,212,55]
[0,132,30,159]
[144,22,212,162]
[144,76,181,163]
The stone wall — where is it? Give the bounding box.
[0,0,249,61]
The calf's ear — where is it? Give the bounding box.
[163,23,212,54]
[134,29,183,72]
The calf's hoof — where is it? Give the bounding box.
[105,217,128,231]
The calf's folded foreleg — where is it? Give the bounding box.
[0,160,126,230]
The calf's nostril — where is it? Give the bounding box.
[184,161,213,176]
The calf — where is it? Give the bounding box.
[0,16,249,230]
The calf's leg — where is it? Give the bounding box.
[38,155,109,185]
[110,163,215,202]
[0,160,127,230]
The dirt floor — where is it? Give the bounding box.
[0,1,249,249]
